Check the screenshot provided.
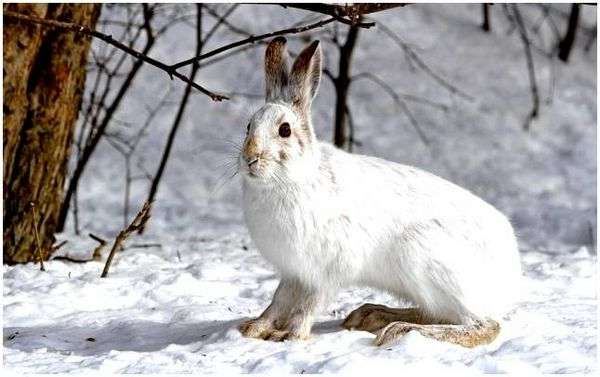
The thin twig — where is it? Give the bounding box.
[352,72,449,111]
[101,201,152,278]
[376,21,474,101]
[89,233,107,244]
[128,243,162,249]
[351,72,431,146]
[29,202,46,271]
[89,233,107,260]
[51,256,94,264]
[203,4,239,44]
[51,240,69,252]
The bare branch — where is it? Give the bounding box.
[51,240,69,252]
[51,256,93,264]
[101,201,152,278]
[128,243,162,249]
[89,233,107,245]
[3,10,228,101]
[278,3,407,27]
[140,4,205,234]
[203,4,239,44]
[351,72,430,146]
[58,5,159,232]
[512,5,540,130]
[29,202,46,271]
[375,21,474,101]
[352,72,449,111]
[170,16,337,70]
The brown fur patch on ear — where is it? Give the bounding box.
[265,37,289,101]
[289,40,322,107]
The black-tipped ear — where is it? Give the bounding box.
[288,40,322,107]
[265,37,290,102]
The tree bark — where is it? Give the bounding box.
[3,3,101,264]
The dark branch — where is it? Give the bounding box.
[278,3,407,27]
[512,5,540,130]
[170,16,337,70]
[203,4,239,44]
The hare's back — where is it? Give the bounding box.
[320,143,501,222]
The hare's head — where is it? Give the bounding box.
[240,37,322,183]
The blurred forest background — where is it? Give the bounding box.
[3,3,597,265]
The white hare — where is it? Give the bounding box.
[238,37,522,347]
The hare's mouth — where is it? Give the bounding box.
[243,165,264,179]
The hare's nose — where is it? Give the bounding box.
[243,137,261,162]
[247,157,259,167]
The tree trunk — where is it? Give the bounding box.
[3,3,101,264]
[333,23,360,150]
[481,4,491,32]
[558,4,580,62]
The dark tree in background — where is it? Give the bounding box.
[558,4,580,62]
[332,22,361,150]
[3,3,101,264]
[482,4,491,32]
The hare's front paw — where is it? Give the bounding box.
[239,318,309,342]
[263,329,306,342]
[239,318,275,339]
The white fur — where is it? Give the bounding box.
[239,39,522,339]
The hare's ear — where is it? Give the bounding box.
[265,37,290,102]
[289,40,322,109]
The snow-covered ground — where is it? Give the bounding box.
[4,4,597,373]
[3,234,597,373]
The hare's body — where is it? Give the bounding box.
[238,37,521,346]
[244,142,521,326]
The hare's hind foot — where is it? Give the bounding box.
[343,304,429,333]
[343,304,500,348]
[374,319,500,348]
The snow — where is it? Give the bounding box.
[3,236,597,373]
[3,3,598,374]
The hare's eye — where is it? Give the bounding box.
[278,122,291,138]
[246,123,250,134]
